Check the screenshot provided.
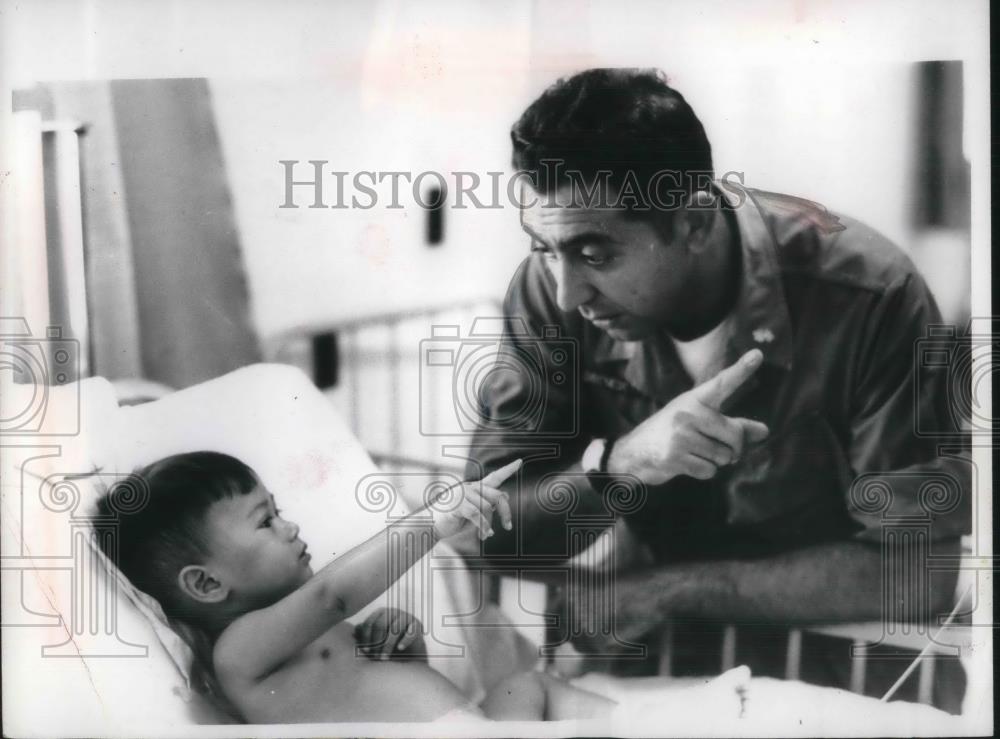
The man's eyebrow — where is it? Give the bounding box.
[520,221,550,248]
[561,231,617,250]
[521,222,617,252]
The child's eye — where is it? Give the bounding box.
[259,516,273,529]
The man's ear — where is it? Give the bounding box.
[680,190,719,253]
[178,565,228,604]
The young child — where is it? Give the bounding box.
[98,451,628,722]
[98,451,746,724]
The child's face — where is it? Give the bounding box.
[201,484,314,609]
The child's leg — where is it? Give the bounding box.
[537,672,619,721]
[480,671,617,721]
[480,671,546,720]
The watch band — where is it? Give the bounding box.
[599,437,616,473]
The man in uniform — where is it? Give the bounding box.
[466,68,970,709]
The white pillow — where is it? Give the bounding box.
[2,376,230,735]
[4,364,535,733]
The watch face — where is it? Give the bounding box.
[583,438,607,474]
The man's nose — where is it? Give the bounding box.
[552,260,594,313]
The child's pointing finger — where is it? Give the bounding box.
[479,458,523,488]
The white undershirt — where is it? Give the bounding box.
[670,315,734,386]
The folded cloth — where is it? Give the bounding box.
[432,705,489,724]
[598,666,750,733]
[573,666,963,736]
[742,677,963,735]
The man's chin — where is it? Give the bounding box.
[601,322,654,342]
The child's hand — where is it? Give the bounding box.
[430,459,520,541]
[354,608,427,661]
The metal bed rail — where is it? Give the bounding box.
[657,619,972,706]
[263,298,501,472]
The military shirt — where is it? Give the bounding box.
[467,185,971,562]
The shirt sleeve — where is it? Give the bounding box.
[463,254,588,480]
[844,270,972,542]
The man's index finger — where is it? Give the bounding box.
[694,349,764,410]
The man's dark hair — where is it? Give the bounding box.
[96,451,259,619]
[511,68,714,223]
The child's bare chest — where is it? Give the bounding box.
[238,622,467,723]
[237,623,365,721]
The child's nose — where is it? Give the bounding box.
[282,519,300,540]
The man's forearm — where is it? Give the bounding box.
[610,539,959,628]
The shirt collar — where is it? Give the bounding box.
[723,183,795,372]
[593,182,794,400]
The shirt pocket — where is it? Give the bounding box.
[580,370,659,439]
[723,412,855,534]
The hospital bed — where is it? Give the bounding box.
[1,318,979,736]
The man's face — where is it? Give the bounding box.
[200,485,313,609]
[520,185,697,341]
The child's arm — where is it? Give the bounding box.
[214,460,520,683]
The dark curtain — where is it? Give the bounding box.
[913,61,970,231]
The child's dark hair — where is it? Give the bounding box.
[96,451,259,620]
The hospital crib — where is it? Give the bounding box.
[264,302,978,711]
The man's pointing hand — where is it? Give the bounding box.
[607,349,770,485]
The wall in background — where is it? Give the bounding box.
[2,0,987,342]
